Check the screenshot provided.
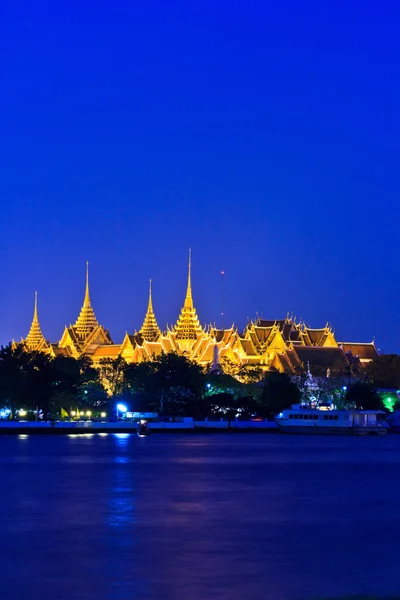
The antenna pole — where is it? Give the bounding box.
[221,270,225,330]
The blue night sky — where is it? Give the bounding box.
[1,2,399,352]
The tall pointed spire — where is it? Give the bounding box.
[84,260,90,307]
[74,261,99,338]
[184,248,193,309]
[24,292,48,351]
[33,290,38,321]
[174,249,204,343]
[140,279,161,341]
[148,278,153,312]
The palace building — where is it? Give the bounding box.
[15,253,379,376]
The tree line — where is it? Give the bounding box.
[0,344,398,419]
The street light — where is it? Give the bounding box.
[116,403,127,420]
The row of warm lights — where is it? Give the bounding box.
[14,406,129,419]
[70,410,107,418]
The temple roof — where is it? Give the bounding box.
[139,280,161,342]
[238,337,258,356]
[303,327,329,346]
[92,344,121,358]
[340,342,378,361]
[73,262,100,339]
[23,292,49,351]
[293,346,351,374]
[50,345,70,357]
[274,352,294,374]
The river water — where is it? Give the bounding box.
[0,433,399,600]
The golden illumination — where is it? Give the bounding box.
[15,254,375,378]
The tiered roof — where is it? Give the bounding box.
[73,262,100,339]
[173,249,204,341]
[339,342,378,362]
[22,292,49,351]
[58,262,113,356]
[139,280,161,341]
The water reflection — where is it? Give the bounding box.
[114,433,131,440]
[0,434,399,599]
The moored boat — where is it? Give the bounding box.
[137,420,150,437]
[275,404,387,435]
[385,410,400,433]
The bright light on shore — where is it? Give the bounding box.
[117,404,127,413]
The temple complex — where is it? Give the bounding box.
[15,254,379,377]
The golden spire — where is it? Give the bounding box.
[174,249,204,341]
[24,292,48,350]
[74,261,99,338]
[184,248,193,309]
[84,260,90,307]
[148,278,154,312]
[139,279,161,341]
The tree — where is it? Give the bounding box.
[98,356,128,397]
[208,392,237,418]
[297,372,349,408]
[345,382,383,410]
[78,355,100,386]
[124,361,157,395]
[79,382,109,409]
[52,356,81,396]
[365,354,400,389]
[139,353,206,413]
[24,352,54,415]
[220,357,262,383]
[153,353,205,394]
[259,370,301,417]
[0,344,30,416]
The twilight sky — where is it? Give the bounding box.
[1,2,399,352]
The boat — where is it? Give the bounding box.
[137,420,150,437]
[385,410,400,433]
[275,404,388,435]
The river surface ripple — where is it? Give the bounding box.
[0,433,399,600]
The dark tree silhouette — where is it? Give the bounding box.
[345,382,383,410]
[365,354,400,389]
[259,370,301,417]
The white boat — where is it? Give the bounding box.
[275,404,387,435]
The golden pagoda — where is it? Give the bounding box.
[139,279,161,342]
[19,292,49,352]
[58,262,113,358]
[170,249,205,352]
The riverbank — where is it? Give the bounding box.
[0,420,279,434]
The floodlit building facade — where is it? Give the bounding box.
[15,254,379,376]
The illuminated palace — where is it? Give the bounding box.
[16,254,378,376]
